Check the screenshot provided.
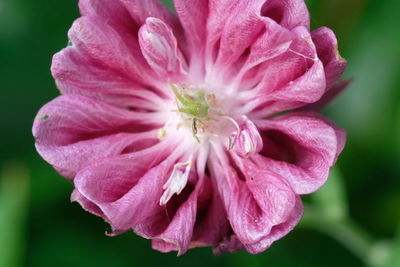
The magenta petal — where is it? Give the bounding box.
[173,0,208,58]
[244,197,303,254]
[312,27,347,89]
[254,112,345,194]
[32,95,158,178]
[206,0,239,58]
[261,0,310,30]
[239,18,294,76]
[300,79,351,112]
[210,151,297,248]
[74,145,178,231]
[213,235,245,254]
[152,239,178,253]
[52,47,165,109]
[146,174,230,254]
[190,178,230,249]
[78,0,134,31]
[139,18,188,81]
[121,0,179,30]
[71,189,105,218]
[234,156,297,226]
[242,27,326,116]
[67,17,154,85]
[151,177,203,255]
[214,1,265,67]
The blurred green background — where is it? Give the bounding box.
[0,0,399,266]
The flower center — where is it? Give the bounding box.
[162,83,240,146]
[158,83,263,206]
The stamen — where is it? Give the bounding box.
[158,128,167,140]
[232,117,263,157]
[242,130,254,154]
[221,116,241,149]
[159,159,192,206]
[192,118,201,143]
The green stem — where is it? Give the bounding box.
[0,162,30,267]
[300,205,379,267]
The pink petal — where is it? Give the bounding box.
[52,47,166,109]
[234,156,297,226]
[74,143,177,232]
[71,189,105,218]
[148,172,229,254]
[242,27,326,116]
[173,0,208,59]
[151,176,203,255]
[139,18,188,81]
[312,27,347,89]
[58,0,178,103]
[237,18,295,78]
[78,0,134,31]
[79,0,181,40]
[208,0,309,69]
[151,239,178,253]
[206,0,239,60]
[260,0,310,30]
[300,79,351,112]
[32,95,158,178]
[253,112,345,194]
[244,196,303,254]
[210,150,297,248]
[67,17,154,85]
[214,1,265,68]
[190,178,230,249]
[121,0,179,30]
[213,235,245,254]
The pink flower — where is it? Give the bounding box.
[33,0,347,255]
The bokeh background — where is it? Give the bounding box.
[1,0,399,266]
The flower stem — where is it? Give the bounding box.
[300,205,390,267]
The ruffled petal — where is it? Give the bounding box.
[210,149,297,250]
[236,18,294,80]
[32,95,159,178]
[240,26,326,117]
[260,0,309,30]
[74,142,178,232]
[79,0,134,31]
[206,0,239,58]
[253,112,345,194]
[244,196,303,253]
[173,0,208,60]
[52,46,167,109]
[150,160,229,254]
[213,1,265,68]
[151,175,203,255]
[207,0,309,80]
[56,0,181,105]
[71,189,105,217]
[300,79,351,112]
[67,17,154,85]
[312,27,347,89]
[213,235,244,254]
[190,177,230,249]
[121,0,178,26]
